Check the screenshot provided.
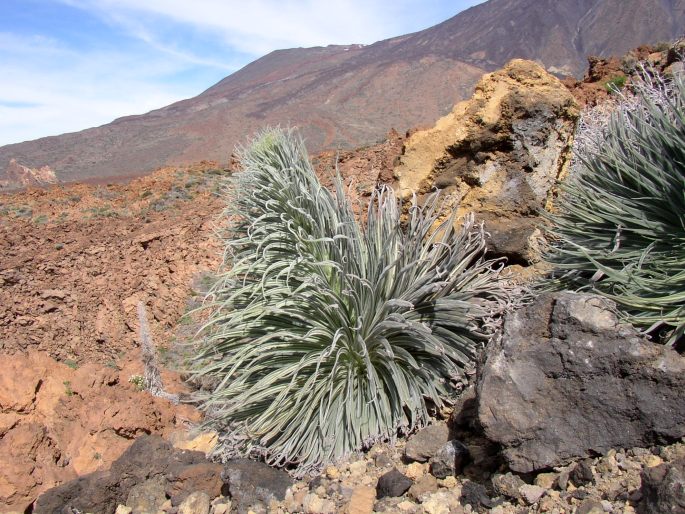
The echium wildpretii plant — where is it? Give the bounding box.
[544,70,685,347]
[189,128,513,474]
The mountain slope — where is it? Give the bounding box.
[1,0,683,185]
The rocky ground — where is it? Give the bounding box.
[2,44,684,513]
[0,141,403,512]
[32,420,685,514]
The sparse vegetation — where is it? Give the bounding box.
[128,374,145,391]
[83,205,118,219]
[63,380,74,396]
[604,74,627,93]
[189,128,513,473]
[545,73,685,347]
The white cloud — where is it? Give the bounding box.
[65,0,402,55]
[0,32,199,145]
[63,0,476,56]
[0,1,485,145]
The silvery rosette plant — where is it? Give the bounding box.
[545,71,685,347]
[189,128,513,473]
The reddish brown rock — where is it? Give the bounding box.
[0,353,200,512]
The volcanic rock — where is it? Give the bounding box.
[33,435,218,514]
[394,59,579,264]
[491,472,525,500]
[0,158,57,190]
[126,476,168,514]
[639,457,685,514]
[0,352,199,512]
[477,292,685,473]
[429,440,470,479]
[178,491,211,514]
[571,459,596,487]
[404,422,450,463]
[221,459,294,512]
[376,468,413,499]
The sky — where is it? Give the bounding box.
[0,0,485,146]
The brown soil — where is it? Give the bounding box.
[0,137,401,510]
[0,164,226,510]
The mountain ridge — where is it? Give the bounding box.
[1,0,683,186]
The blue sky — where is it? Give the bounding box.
[0,0,485,146]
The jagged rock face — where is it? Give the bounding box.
[0,352,200,512]
[1,158,57,190]
[477,292,685,473]
[394,59,579,264]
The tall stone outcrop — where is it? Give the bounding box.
[394,59,579,264]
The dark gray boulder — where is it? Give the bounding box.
[376,468,413,499]
[639,457,685,514]
[222,459,294,513]
[477,292,685,473]
[570,459,595,487]
[429,440,470,478]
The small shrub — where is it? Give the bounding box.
[83,206,118,219]
[128,374,145,391]
[545,73,685,347]
[63,381,74,396]
[654,41,671,53]
[64,359,78,369]
[12,205,33,218]
[604,75,627,93]
[189,128,513,473]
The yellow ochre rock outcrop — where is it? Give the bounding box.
[394,59,579,265]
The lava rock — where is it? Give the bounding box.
[222,459,294,512]
[178,491,210,514]
[429,440,470,478]
[459,480,493,511]
[571,459,595,487]
[404,423,450,463]
[34,435,218,514]
[639,457,685,514]
[478,292,685,473]
[376,468,413,499]
[394,60,580,266]
[126,476,168,514]
[408,474,439,500]
[166,462,224,506]
[492,472,525,499]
